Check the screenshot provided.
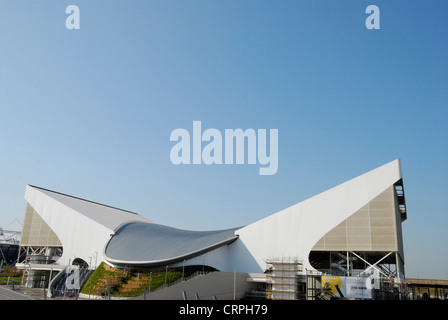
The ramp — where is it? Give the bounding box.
[134,272,258,300]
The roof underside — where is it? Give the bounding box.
[26,185,152,230]
[104,222,240,267]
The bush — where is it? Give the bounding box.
[0,276,22,285]
[0,265,22,277]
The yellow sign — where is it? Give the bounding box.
[321,276,373,299]
[321,276,343,296]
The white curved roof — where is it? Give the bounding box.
[24,185,152,267]
[26,185,153,230]
[104,222,239,267]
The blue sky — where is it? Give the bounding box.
[0,1,447,279]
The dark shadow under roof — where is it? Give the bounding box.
[103,222,240,267]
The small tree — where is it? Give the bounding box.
[1,265,21,277]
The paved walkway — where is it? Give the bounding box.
[0,285,37,300]
[0,285,97,300]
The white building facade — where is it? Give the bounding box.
[16,159,407,292]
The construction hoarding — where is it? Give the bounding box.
[321,275,374,299]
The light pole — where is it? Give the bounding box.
[182,260,185,281]
[165,266,168,287]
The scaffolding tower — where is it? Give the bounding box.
[266,258,304,300]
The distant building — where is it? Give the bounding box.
[0,227,22,266]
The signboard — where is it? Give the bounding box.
[321,275,374,299]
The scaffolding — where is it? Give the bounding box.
[266,258,304,300]
[16,246,63,288]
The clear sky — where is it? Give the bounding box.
[0,1,447,279]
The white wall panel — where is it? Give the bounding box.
[228,159,403,273]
